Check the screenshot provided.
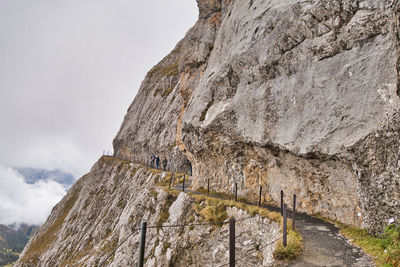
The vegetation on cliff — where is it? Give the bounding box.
[339,224,400,267]
[18,189,81,265]
[0,224,38,266]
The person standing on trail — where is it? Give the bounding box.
[151,154,155,168]
[156,156,160,169]
[162,158,167,171]
[188,161,192,176]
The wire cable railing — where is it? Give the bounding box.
[97,158,295,267]
[98,215,258,266]
[218,236,283,267]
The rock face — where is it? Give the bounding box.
[16,157,280,266]
[113,0,400,234]
[14,1,400,265]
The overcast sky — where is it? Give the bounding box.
[0,0,198,224]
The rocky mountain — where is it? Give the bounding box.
[15,0,400,266]
[114,0,400,234]
[0,224,38,266]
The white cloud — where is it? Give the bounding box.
[0,0,198,178]
[0,164,66,225]
[0,0,198,225]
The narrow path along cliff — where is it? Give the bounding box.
[172,170,374,267]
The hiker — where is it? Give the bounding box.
[162,158,167,171]
[150,154,155,168]
[156,156,160,169]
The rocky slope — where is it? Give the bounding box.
[16,0,400,265]
[113,0,400,234]
[16,157,280,266]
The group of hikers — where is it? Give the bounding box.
[150,154,192,175]
[150,154,168,171]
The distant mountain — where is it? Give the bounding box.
[13,167,75,188]
[0,224,39,266]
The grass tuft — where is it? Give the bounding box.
[273,228,303,261]
[200,99,214,121]
[157,193,178,229]
[199,199,228,225]
[161,60,179,77]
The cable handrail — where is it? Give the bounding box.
[96,159,292,267]
[218,236,283,267]
[97,215,258,266]
[98,227,141,267]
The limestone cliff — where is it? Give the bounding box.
[113,0,400,234]
[16,1,400,265]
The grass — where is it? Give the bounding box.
[146,59,179,96]
[162,242,171,254]
[160,60,179,77]
[188,191,302,261]
[19,190,81,265]
[153,87,163,97]
[195,198,228,225]
[60,242,94,267]
[190,193,281,224]
[273,223,303,261]
[157,192,178,229]
[339,224,400,267]
[316,214,400,267]
[196,187,234,200]
[190,191,302,261]
[161,83,176,97]
[155,172,187,187]
[147,59,179,78]
[199,99,214,121]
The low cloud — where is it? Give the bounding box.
[0,165,66,225]
[0,0,198,179]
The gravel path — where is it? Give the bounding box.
[173,177,375,267]
[285,213,374,267]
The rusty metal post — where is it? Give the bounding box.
[292,194,296,230]
[280,190,284,216]
[235,182,238,202]
[283,204,287,247]
[207,179,210,196]
[138,221,147,267]
[229,218,235,267]
[258,186,262,207]
[182,174,185,192]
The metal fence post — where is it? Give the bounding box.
[229,218,235,267]
[207,179,210,196]
[292,194,296,230]
[258,186,262,207]
[280,190,284,216]
[182,174,185,192]
[138,221,147,267]
[283,204,287,247]
[235,182,238,202]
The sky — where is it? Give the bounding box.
[0,0,198,224]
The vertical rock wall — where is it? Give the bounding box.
[114,0,400,234]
